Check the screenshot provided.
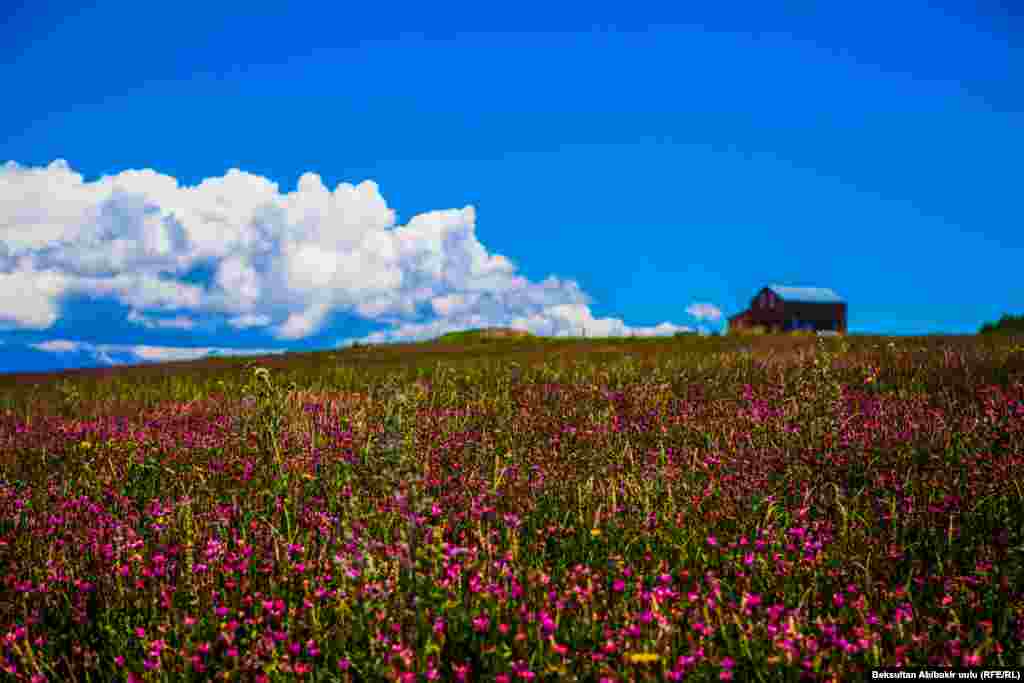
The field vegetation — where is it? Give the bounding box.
[0,332,1022,681]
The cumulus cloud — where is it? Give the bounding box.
[0,256,72,329]
[1,159,716,348]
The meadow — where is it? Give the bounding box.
[0,332,1021,682]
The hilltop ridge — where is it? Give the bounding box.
[432,327,535,343]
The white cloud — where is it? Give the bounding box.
[127,310,196,330]
[2,160,718,348]
[431,292,481,317]
[0,258,71,329]
[32,339,82,353]
[276,302,332,341]
[686,303,723,322]
[127,345,280,363]
[227,313,272,329]
[30,338,286,365]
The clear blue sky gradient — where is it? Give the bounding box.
[2,0,1022,373]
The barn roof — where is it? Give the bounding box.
[766,285,844,304]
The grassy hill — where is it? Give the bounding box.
[431,327,536,344]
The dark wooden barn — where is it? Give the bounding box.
[728,285,847,334]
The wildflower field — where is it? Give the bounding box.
[0,333,1021,682]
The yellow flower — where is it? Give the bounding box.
[626,652,660,664]
[590,528,601,538]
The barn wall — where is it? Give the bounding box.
[730,301,846,333]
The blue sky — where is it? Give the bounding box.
[2,0,1022,374]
